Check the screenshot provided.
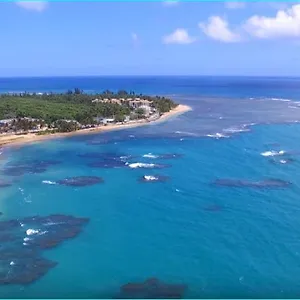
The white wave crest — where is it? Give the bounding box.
[128,162,156,169]
[175,131,197,136]
[143,175,158,181]
[143,153,159,159]
[271,98,291,102]
[223,127,250,134]
[23,237,31,242]
[206,133,229,139]
[10,261,15,266]
[261,150,285,157]
[42,180,57,185]
[26,229,39,236]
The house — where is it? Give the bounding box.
[139,105,151,116]
[0,119,14,127]
[102,118,115,124]
[93,117,115,125]
[129,99,152,109]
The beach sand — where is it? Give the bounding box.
[0,104,192,148]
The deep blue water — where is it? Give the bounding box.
[1,77,300,298]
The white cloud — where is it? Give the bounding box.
[131,33,138,42]
[163,28,196,44]
[199,16,241,43]
[16,1,48,12]
[244,4,300,39]
[225,2,246,9]
[162,0,179,7]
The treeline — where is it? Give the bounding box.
[0,89,177,124]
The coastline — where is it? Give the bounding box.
[0,104,192,148]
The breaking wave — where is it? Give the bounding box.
[42,180,57,185]
[261,150,285,157]
[206,133,229,139]
[143,153,159,159]
[127,163,157,169]
[223,126,250,134]
[143,175,158,181]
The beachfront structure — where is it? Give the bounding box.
[93,117,115,125]
[139,105,152,117]
[129,99,152,109]
[0,119,14,126]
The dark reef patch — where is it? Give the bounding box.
[57,176,104,186]
[0,179,12,188]
[213,178,292,188]
[78,152,131,160]
[0,214,89,285]
[0,257,58,285]
[85,152,137,169]
[88,160,127,169]
[2,166,47,176]
[2,160,61,177]
[116,278,187,299]
[203,204,222,212]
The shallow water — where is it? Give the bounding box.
[1,77,300,298]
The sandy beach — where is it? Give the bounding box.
[0,104,192,148]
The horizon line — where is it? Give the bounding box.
[1,75,300,79]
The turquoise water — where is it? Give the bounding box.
[2,77,300,298]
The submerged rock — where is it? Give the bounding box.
[3,166,47,176]
[78,152,130,160]
[213,178,292,188]
[0,180,12,188]
[0,214,89,285]
[57,176,104,187]
[117,278,187,299]
[0,257,58,285]
[2,160,60,177]
[88,160,127,169]
[203,204,222,212]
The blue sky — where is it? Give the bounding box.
[1,1,300,76]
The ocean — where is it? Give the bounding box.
[1,76,300,298]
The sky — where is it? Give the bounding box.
[1,0,300,77]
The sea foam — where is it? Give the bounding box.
[143,153,159,159]
[261,150,285,157]
[206,133,229,139]
[26,229,39,236]
[42,180,57,185]
[128,163,156,169]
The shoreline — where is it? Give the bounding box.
[0,104,192,148]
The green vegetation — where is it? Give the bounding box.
[0,89,178,133]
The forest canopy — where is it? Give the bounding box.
[0,89,178,125]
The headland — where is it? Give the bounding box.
[0,89,191,147]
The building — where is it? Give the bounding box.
[129,99,152,109]
[139,105,152,117]
[0,119,14,126]
[93,117,115,125]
